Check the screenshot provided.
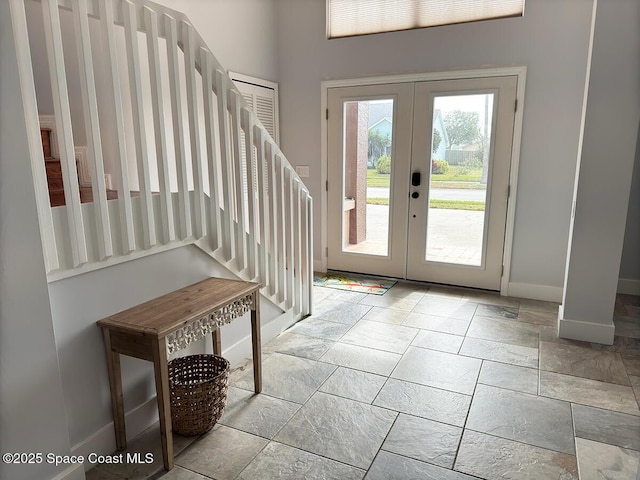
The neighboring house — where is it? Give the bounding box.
[432,109,449,161]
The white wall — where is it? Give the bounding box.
[276,0,594,293]
[0,3,81,479]
[561,0,640,343]
[619,140,640,293]
[157,0,278,82]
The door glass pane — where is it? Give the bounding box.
[425,94,493,266]
[341,99,393,256]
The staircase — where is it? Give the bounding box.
[11,0,313,318]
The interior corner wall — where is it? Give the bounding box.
[0,3,80,479]
[276,0,594,293]
[155,0,279,83]
[619,136,640,294]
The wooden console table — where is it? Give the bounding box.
[97,277,262,471]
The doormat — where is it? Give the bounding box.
[314,273,396,295]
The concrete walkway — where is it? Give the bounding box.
[343,204,484,265]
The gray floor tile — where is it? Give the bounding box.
[467,315,539,348]
[96,425,196,480]
[402,312,471,336]
[365,451,476,480]
[218,387,300,439]
[623,355,640,376]
[381,414,462,468]
[412,297,478,320]
[459,336,538,368]
[591,336,640,356]
[539,370,640,416]
[539,325,592,348]
[540,341,630,385]
[466,384,575,454]
[390,347,481,395]
[320,343,401,376]
[340,320,418,354]
[319,367,387,403]
[461,291,520,307]
[615,316,640,339]
[411,330,464,354]
[517,306,558,326]
[274,392,397,469]
[312,300,372,325]
[455,430,578,480]
[575,438,640,480]
[385,283,429,298]
[517,298,560,312]
[175,425,268,480]
[475,304,519,319]
[263,332,334,360]
[85,468,122,480]
[324,290,369,303]
[152,466,210,479]
[237,442,365,480]
[361,306,409,325]
[287,317,351,341]
[359,294,420,311]
[424,286,465,300]
[572,404,640,451]
[233,352,336,404]
[373,378,471,427]
[477,360,538,394]
[312,285,333,303]
[632,375,640,405]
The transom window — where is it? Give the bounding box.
[327,0,525,39]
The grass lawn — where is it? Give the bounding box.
[367,166,484,189]
[367,198,485,211]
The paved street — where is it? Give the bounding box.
[367,187,486,201]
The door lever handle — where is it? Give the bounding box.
[411,172,421,187]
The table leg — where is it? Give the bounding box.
[151,338,174,471]
[251,292,262,393]
[102,329,126,450]
[212,328,222,356]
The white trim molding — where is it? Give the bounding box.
[558,304,615,345]
[320,66,527,289]
[618,278,640,296]
[507,282,563,303]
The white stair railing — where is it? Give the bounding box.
[10,0,313,317]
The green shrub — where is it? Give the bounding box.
[431,159,450,175]
[376,155,391,174]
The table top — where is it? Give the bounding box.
[97,277,260,338]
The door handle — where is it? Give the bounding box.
[411,171,421,187]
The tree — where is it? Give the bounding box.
[443,110,481,148]
[432,129,442,154]
[368,129,391,166]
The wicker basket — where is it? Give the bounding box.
[168,354,230,436]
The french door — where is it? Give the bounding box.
[326,76,517,290]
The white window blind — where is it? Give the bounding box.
[327,0,525,38]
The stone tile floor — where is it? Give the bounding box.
[87,283,640,480]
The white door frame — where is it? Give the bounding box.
[320,66,527,295]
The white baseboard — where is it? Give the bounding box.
[222,308,294,365]
[50,463,85,480]
[71,397,159,471]
[558,305,615,345]
[618,278,640,296]
[507,282,563,302]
